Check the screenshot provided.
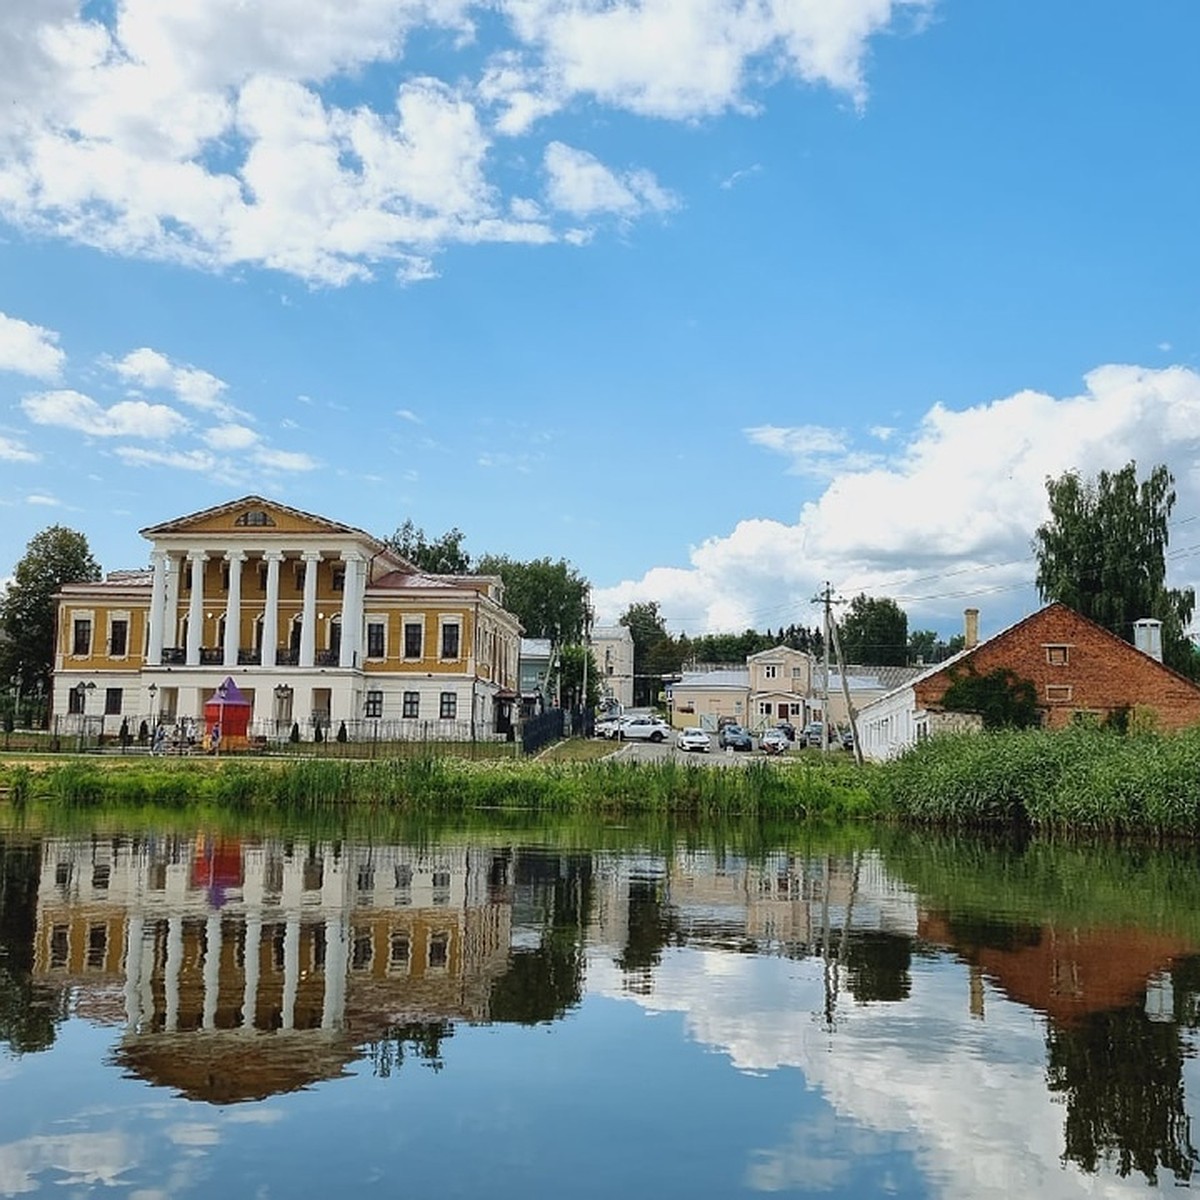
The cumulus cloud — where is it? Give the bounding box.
[0,435,39,462]
[21,389,189,438]
[0,1,924,283]
[252,447,319,471]
[593,365,1200,635]
[111,348,240,419]
[0,311,66,380]
[544,142,677,219]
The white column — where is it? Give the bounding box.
[281,916,301,1030]
[223,551,245,668]
[322,917,348,1031]
[339,552,364,669]
[186,552,207,667]
[124,913,144,1028]
[262,552,283,668]
[147,553,168,665]
[299,551,321,668]
[164,555,181,652]
[165,915,183,1032]
[202,914,222,1030]
[242,913,262,1029]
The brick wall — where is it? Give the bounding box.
[914,603,1200,731]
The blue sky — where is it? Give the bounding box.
[2,0,1200,640]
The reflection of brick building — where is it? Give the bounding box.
[919,912,1197,1025]
[34,836,513,1102]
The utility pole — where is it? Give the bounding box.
[813,582,850,756]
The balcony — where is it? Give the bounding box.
[238,649,262,666]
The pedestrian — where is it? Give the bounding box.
[210,721,221,755]
[152,723,166,756]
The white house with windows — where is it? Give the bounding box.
[590,624,634,710]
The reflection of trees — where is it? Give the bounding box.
[0,839,62,1054]
[489,852,592,1023]
[1047,1003,1198,1185]
[369,1021,453,1076]
[842,931,912,1004]
[616,877,679,991]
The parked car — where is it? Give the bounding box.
[760,728,790,755]
[716,715,740,731]
[840,728,855,751]
[677,727,711,753]
[775,721,796,742]
[803,721,827,748]
[718,723,753,751]
[595,715,623,739]
[618,716,671,743]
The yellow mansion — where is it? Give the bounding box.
[53,496,521,740]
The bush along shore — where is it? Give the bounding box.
[4,726,1200,835]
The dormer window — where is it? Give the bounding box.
[235,509,275,527]
[1046,645,1070,666]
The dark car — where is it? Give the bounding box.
[718,723,753,751]
[775,721,796,742]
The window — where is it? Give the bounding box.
[367,621,385,659]
[428,931,449,970]
[332,568,345,592]
[792,666,804,678]
[389,932,410,970]
[440,692,457,720]
[68,688,84,715]
[104,688,122,716]
[404,622,423,659]
[109,619,128,657]
[294,564,306,590]
[441,622,460,659]
[92,863,110,891]
[73,618,92,656]
[759,702,773,716]
[235,509,275,526]
[50,926,69,969]
[764,664,778,679]
[365,690,383,718]
[1046,684,1073,702]
[351,928,373,971]
[220,563,230,592]
[87,924,108,970]
[403,691,420,719]
[1046,645,1070,666]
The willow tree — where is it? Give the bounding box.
[1033,462,1197,676]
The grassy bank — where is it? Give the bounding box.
[0,752,878,821]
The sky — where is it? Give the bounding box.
[2,0,1200,642]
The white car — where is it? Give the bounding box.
[677,727,711,753]
[594,715,623,739]
[617,716,671,743]
[759,728,790,755]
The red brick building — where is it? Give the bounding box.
[858,603,1200,760]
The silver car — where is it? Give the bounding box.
[677,727,711,753]
[617,716,671,743]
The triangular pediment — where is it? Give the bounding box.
[140,496,382,544]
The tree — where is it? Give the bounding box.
[837,594,909,666]
[558,645,599,709]
[909,629,966,665]
[620,602,671,707]
[383,520,471,574]
[475,554,590,643]
[0,526,101,699]
[940,666,1040,729]
[1034,462,1197,676]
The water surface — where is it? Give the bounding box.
[1,813,1198,1197]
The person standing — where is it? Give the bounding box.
[210,722,222,756]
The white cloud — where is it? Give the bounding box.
[26,493,60,505]
[593,364,1200,635]
[203,424,259,450]
[115,446,219,472]
[0,435,38,462]
[396,408,422,423]
[111,348,239,419]
[0,311,66,380]
[252,447,319,471]
[21,389,189,438]
[0,1,922,283]
[544,141,677,219]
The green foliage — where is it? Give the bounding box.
[1034,461,1197,676]
[908,629,964,665]
[383,520,471,574]
[838,594,909,666]
[0,525,101,697]
[620,601,670,706]
[557,645,599,709]
[476,554,590,643]
[940,666,1040,729]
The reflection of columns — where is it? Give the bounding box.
[124,913,144,1028]
[223,552,245,668]
[322,917,348,1031]
[165,915,183,1032]
[164,555,181,650]
[203,914,222,1030]
[147,553,168,665]
[969,962,985,1020]
[281,917,301,1030]
[339,553,364,669]
[186,552,207,667]
[140,922,156,1029]
[300,551,322,668]
[262,552,283,668]
[242,914,262,1029]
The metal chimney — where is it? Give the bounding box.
[1133,618,1163,662]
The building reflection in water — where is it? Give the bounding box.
[14,831,1200,1185]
